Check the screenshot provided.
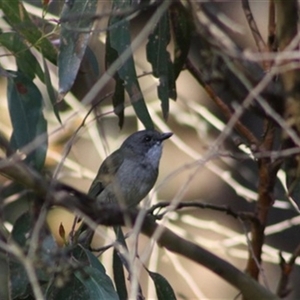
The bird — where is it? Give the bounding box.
[76,129,172,247]
[88,129,173,208]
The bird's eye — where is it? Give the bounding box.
[144,135,151,142]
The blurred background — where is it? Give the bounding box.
[1,1,300,299]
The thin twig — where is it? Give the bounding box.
[276,243,300,297]
[268,0,276,52]
[52,92,113,181]
[239,217,270,290]
[148,201,256,222]
[241,0,267,52]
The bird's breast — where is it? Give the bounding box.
[105,158,158,207]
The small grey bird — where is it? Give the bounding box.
[88,129,173,207]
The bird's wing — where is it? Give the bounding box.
[88,149,124,198]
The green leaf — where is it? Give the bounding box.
[58,0,97,99]
[9,212,58,299]
[0,32,44,82]
[8,212,33,299]
[113,248,127,300]
[107,0,153,129]
[79,246,106,273]
[147,270,176,300]
[7,71,48,170]
[72,245,118,299]
[11,212,32,247]
[146,12,176,120]
[46,274,90,300]
[170,4,192,79]
[42,56,61,123]
[106,31,125,128]
[9,258,30,299]
[0,0,57,64]
[75,266,119,300]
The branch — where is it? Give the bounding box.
[242,0,266,52]
[148,201,256,222]
[268,0,276,52]
[51,188,279,300]
[277,244,300,297]
[245,121,278,279]
[241,0,269,70]
[185,58,259,147]
[0,159,279,299]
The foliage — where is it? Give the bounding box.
[0,0,300,299]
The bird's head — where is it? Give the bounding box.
[121,130,173,162]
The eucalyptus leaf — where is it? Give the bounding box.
[147,270,176,300]
[0,32,44,82]
[58,0,97,99]
[46,274,90,300]
[107,0,153,129]
[8,213,32,299]
[106,30,125,128]
[75,266,119,300]
[43,56,61,123]
[146,12,176,119]
[170,3,192,79]
[113,248,127,300]
[7,71,48,170]
[0,0,57,64]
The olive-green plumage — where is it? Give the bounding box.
[88,129,172,208]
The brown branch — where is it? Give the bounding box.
[276,244,300,297]
[241,0,271,70]
[186,58,260,147]
[242,0,267,53]
[245,121,277,280]
[148,200,256,222]
[52,188,279,300]
[0,158,48,198]
[268,0,276,52]
[0,158,279,300]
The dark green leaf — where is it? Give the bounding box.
[111,227,144,299]
[106,31,125,128]
[147,270,176,300]
[9,212,32,299]
[146,12,176,119]
[11,211,32,246]
[46,274,90,300]
[58,0,97,99]
[7,71,48,170]
[107,0,153,129]
[75,266,119,300]
[0,32,44,82]
[113,248,127,300]
[79,246,106,273]
[48,245,118,299]
[0,0,57,64]
[113,227,130,272]
[170,4,192,79]
[42,56,61,123]
[9,258,30,299]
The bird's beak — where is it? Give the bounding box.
[160,132,173,141]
